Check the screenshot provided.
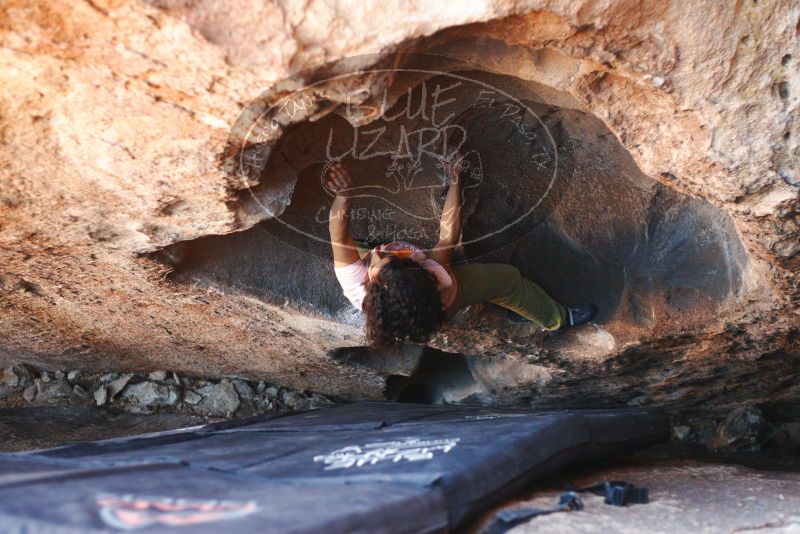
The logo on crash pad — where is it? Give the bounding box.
[95,493,257,530]
[313,437,460,470]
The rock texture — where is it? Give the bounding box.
[0,1,797,417]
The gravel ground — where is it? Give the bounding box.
[0,363,336,453]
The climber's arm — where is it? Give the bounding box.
[327,163,360,268]
[428,160,462,266]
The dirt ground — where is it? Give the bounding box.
[470,447,800,534]
[0,406,207,452]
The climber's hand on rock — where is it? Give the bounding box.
[326,163,354,199]
[439,152,464,186]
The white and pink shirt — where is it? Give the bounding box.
[334,241,454,311]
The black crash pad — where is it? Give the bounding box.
[0,402,668,532]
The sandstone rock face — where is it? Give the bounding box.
[0,1,797,417]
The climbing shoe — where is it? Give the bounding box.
[563,303,597,328]
[506,304,597,330]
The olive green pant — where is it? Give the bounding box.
[448,263,566,330]
[355,242,565,330]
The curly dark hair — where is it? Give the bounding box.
[363,256,446,347]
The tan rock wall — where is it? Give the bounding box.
[0,0,797,410]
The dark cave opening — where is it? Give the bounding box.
[331,345,489,405]
[384,354,484,405]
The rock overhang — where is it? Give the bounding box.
[0,0,796,417]
[154,50,763,406]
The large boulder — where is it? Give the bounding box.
[0,0,796,418]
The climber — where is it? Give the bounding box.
[327,160,597,347]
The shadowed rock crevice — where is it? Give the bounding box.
[330,345,544,406]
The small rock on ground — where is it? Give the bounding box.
[183,390,201,405]
[12,365,36,387]
[22,385,36,402]
[281,390,312,411]
[193,381,240,417]
[232,379,255,402]
[1,367,18,386]
[673,426,692,441]
[32,379,72,404]
[107,374,133,400]
[707,406,768,451]
[94,386,108,406]
[120,382,179,414]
